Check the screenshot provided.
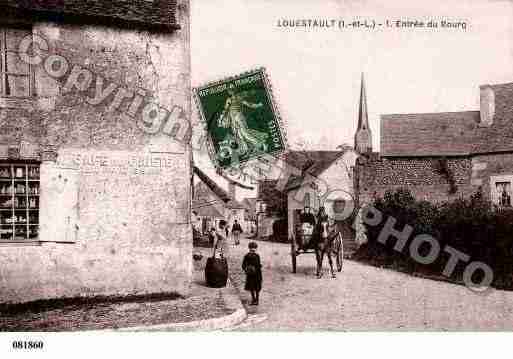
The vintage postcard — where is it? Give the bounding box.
[0,0,512,357]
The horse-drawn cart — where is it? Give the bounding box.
[290,223,343,275]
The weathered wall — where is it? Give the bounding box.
[357,152,513,206]
[471,153,513,203]
[319,151,358,214]
[0,0,192,304]
[356,155,476,205]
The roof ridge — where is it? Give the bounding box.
[193,166,231,202]
[2,0,179,29]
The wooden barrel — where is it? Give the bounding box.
[205,257,228,288]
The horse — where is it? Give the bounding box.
[313,218,342,278]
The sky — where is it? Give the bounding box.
[190,0,513,200]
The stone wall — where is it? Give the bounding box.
[357,152,513,207]
[356,155,476,205]
[0,0,192,304]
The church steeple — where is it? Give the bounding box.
[354,73,372,153]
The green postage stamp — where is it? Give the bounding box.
[193,68,287,169]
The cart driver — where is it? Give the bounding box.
[299,206,316,236]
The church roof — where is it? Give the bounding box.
[1,0,179,29]
[357,73,370,131]
[355,73,372,153]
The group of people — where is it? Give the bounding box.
[209,219,262,306]
[209,219,244,256]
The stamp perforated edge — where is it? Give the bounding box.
[192,67,289,174]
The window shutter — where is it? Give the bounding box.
[38,162,79,243]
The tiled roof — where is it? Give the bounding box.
[226,199,245,210]
[192,202,223,219]
[1,0,178,29]
[380,82,513,157]
[284,151,345,190]
[381,111,480,157]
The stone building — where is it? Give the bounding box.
[356,81,513,208]
[0,1,192,304]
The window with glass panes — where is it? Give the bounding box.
[0,162,40,240]
[0,25,33,97]
[496,181,512,207]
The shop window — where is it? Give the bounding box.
[0,25,33,98]
[0,162,40,241]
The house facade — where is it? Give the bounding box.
[192,166,247,234]
[356,81,513,208]
[241,197,257,234]
[0,1,192,304]
[284,149,358,255]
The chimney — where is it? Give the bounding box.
[479,85,495,127]
[228,181,236,200]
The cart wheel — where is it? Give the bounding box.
[336,234,344,272]
[291,236,297,273]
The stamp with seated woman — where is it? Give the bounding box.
[193,68,287,170]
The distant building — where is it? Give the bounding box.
[241,197,257,234]
[356,81,513,208]
[256,178,287,240]
[192,166,246,234]
[284,149,359,256]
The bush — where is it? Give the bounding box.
[355,188,513,289]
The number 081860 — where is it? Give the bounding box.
[12,341,44,350]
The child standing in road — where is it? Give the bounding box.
[242,241,262,305]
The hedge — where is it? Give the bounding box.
[354,188,513,289]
